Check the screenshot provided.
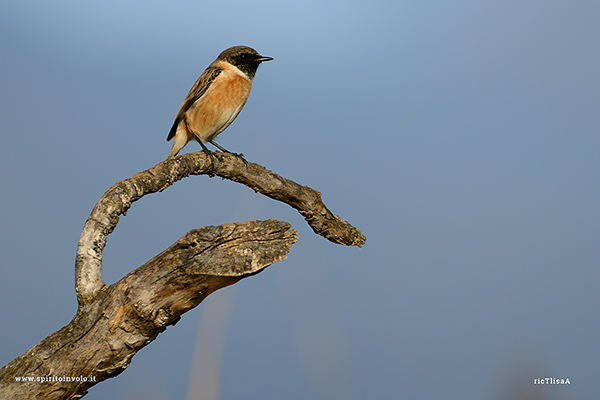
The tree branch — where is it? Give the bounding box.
[0,219,296,400]
[0,151,365,399]
[76,152,365,305]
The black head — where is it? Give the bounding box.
[216,46,273,79]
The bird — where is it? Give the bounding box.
[166,45,273,159]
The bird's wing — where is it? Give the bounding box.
[167,66,223,141]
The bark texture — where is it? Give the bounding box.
[0,151,365,399]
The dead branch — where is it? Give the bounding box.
[0,151,365,399]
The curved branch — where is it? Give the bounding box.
[1,152,365,399]
[76,152,366,304]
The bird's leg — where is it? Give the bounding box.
[209,140,248,164]
[195,138,217,170]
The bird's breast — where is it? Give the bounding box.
[186,68,253,142]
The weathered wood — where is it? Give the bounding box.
[76,152,365,305]
[0,220,297,399]
[0,151,365,399]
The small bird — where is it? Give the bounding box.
[166,45,273,159]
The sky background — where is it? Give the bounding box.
[1,1,599,399]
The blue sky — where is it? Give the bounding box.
[1,1,599,399]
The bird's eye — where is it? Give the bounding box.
[239,53,247,60]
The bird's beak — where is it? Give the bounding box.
[257,56,274,63]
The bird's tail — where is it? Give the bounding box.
[167,124,191,158]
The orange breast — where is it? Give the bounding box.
[186,67,252,143]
